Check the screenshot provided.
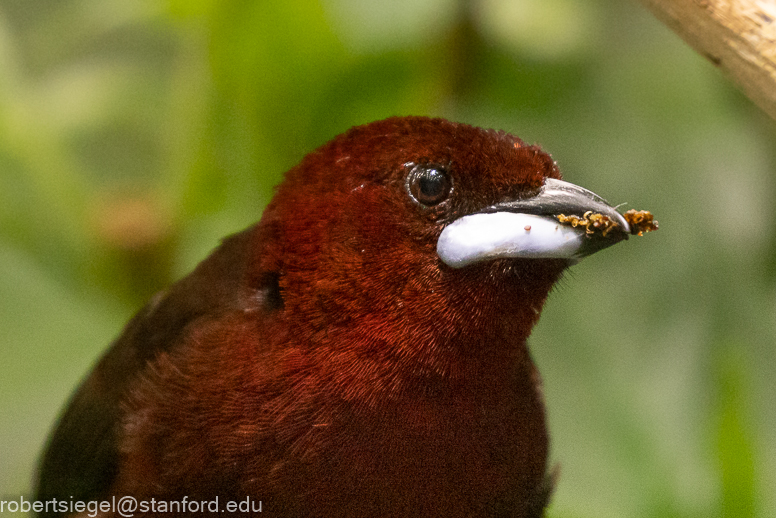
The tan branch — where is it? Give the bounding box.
[639,0,776,120]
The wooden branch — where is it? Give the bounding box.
[639,0,776,120]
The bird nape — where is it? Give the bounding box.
[36,116,656,518]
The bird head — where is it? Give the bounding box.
[247,117,632,396]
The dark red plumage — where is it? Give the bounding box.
[37,117,637,517]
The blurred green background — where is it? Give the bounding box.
[1,0,774,516]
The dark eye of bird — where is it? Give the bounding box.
[408,165,451,206]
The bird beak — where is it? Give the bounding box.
[437,178,631,268]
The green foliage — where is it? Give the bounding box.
[1,0,775,516]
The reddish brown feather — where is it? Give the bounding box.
[45,117,568,518]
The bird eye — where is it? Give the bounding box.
[407,165,452,206]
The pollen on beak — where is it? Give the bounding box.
[437,178,636,269]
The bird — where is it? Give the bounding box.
[36,116,651,518]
